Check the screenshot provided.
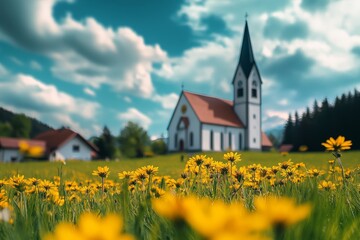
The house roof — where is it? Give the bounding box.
[0,137,45,149]
[183,91,244,128]
[261,132,273,147]
[34,128,98,154]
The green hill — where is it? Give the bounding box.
[0,106,53,138]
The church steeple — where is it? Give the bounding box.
[238,20,255,79]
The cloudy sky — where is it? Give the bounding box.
[0,0,359,139]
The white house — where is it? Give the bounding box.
[167,20,272,152]
[0,137,45,162]
[34,128,98,161]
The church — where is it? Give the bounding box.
[167,20,272,152]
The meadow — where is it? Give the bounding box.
[1,147,360,240]
[1,150,360,179]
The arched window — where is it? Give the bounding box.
[190,132,193,146]
[175,134,178,148]
[210,131,214,150]
[237,81,243,98]
[252,80,257,98]
[221,132,224,150]
[239,133,242,150]
[228,133,232,149]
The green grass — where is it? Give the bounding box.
[1,150,359,180]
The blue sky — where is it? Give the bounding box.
[0,0,359,139]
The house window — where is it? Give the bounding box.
[11,157,17,162]
[239,133,242,150]
[237,88,243,97]
[228,133,232,149]
[210,131,214,150]
[175,134,178,148]
[73,145,80,152]
[190,132,193,146]
[221,133,224,150]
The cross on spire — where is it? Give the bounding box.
[245,12,249,21]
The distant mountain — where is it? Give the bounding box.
[0,106,53,138]
[265,125,284,142]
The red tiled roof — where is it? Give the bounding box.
[34,128,98,154]
[183,91,244,128]
[279,144,293,152]
[261,132,273,147]
[0,137,45,149]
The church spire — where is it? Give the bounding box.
[238,20,255,79]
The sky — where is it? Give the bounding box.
[0,0,359,139]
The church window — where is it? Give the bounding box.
[238,81,243,87]
[175,134,178,148]
[252,80,257,98]
[210,131,214,150]
[190,132,193,146]
[237,88,244,97]
[228,133,232,149]
[253,114,256,119]
[253,138,256,143]
[239,133,242,150]
[221,133,224,150]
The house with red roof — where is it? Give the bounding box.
[34,128,98,161]
[0,137,45,162]
[167,20,272,152]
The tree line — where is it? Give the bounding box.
[282,89,360,151]
[91,121,167,159]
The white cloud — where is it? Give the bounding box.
[84,87,96,96]
[0,72,100,136]
[219,79,231,93]
[118,108,152,129]
[153,93,179,109]
[30,60,42,70]
[124,96,132,103]
[0,0,168,98]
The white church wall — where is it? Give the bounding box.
[248,105,261,150]
[168,94,201,151]
[202,124,245,151]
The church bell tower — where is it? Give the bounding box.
[232,20,262,150]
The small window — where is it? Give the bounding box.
[237,81,243,87]
[190,132,193,146]
[237,88,244,97]
[175,134,178,148]
[253,138,256,143]
[11,157,17,162]
[228,133,232,149]
[221,133,224,150]
[253,114,256,119]
[252,89,257,98]
[252,80,257,87]
[239,133,242,150]
[73,145,80,152]
[210,131,214,150]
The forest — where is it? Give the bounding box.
[282,89,360,151]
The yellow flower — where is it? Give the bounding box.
[28,146,44,157]
[254,196,311,227]
[92,166,110,178]
[321,136,352,152]
[140,165,159,176]
[45,212,134,240]
[18,141,29,153]
[223,152,241,163]
[118,171,134,180]
[152,193,190,220]
[318,180,336,191]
